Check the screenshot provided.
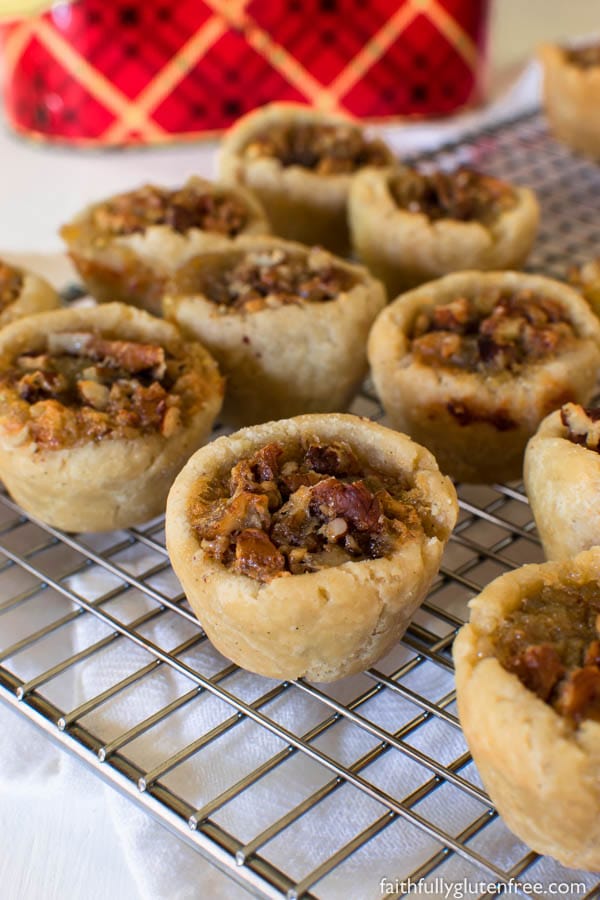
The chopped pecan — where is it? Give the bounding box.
[390,167,517,225]
[304,441,360,477]
[556,666,600,723]
[561,402,600,452]
[17,369,69,401]
[234,529,285,580]
[505,643,565,702]
[309,478,383,533]
[77,379,110,410]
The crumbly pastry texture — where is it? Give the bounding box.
[218,102,394,255]
[60,176,269,315]
[368,271,600,483]
[166,414,457,682]
[525,404,600,560]
[540,42,600,160]
[349,165,539,299]
[0,258,60,326]
[453,549,600,870]
[164,236,386,428]
[0,303,223,532]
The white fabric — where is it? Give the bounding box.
[2,62,591,900]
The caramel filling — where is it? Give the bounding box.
[185,247,356,312]
[564,43,600,69]
[561,403,600,451]
[90,184,249,238]
[494,585,600,724]
[0,262,23,311]
[190,439,429,582]
[389,168,517,226]
[243,122,391,175]
[410,290,575,374]
[0,332,208,448]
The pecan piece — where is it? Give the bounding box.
[234,528,285,581]
[309,479,383,533]
[304,440,360,477]
[556,665,600,723]
[506,643,565,702]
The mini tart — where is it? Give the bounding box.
[0,303,223,532]
[166,413,457,682]
[60,177,269,316]
[218,102,394,256]
[163,236,386,428]
[349,166,539,299]
[0,258,60,326]
[453,549,600,871]
[367,271,600,484]
[540,43,600,160]
[525,403,600,560]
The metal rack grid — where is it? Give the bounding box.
[1,111,600,900]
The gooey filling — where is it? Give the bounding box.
[90,184,250,239]
[389,168,518,226]
[494,585,600,724]
[189,247,356,312]
[0,332,207,448]
[190,439,430,582]
[243,122,391,174]
[410,290,575,374]
[0,262,23,311]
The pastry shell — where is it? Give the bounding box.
[525,408,600,560]
[540,43,600,160]
[218,102,395,256]
[166,413,458,682]
[60,177,269,316]
[0,260,60,326]
[0,303,224,532]
[349,167,539,299]
[163,236,386,428]
[453,548,600,871]
[367,271,600,483]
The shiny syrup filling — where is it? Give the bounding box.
[190,247,357,312]
[90,184,249,238]
[564,43,600,69]
[389,167,517,226]
[0,332,205,448]
[410,290,575,374]
[191,439,430,582]
[561,402,600,451]
[494,585,600,724]
[0,262,23,311]
[243,122,391,175]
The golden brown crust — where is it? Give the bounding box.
[367,271,600,483]
[60,177,269,315]
[164,236,386,428]
[453,549,600,870]
[166,413,457,682]
[218,102,394,256]
[525,407,600,560]
[349,167,539,299]
[540,43,600,160]
[0,259,60,327]
[0,303,224,532]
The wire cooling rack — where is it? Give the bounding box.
[2,111,600,900]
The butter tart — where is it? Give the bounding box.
[0,258,60,326]
[163,236,386,428]
[349,166,539,298]
[60,177,269,316]
[540,42,600,160]
[525,403,600,560]
[368,271,600,483]
[166,413,457,681]
[218,102,394,255]
[0,303,223,532]
[454,548,600,870]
